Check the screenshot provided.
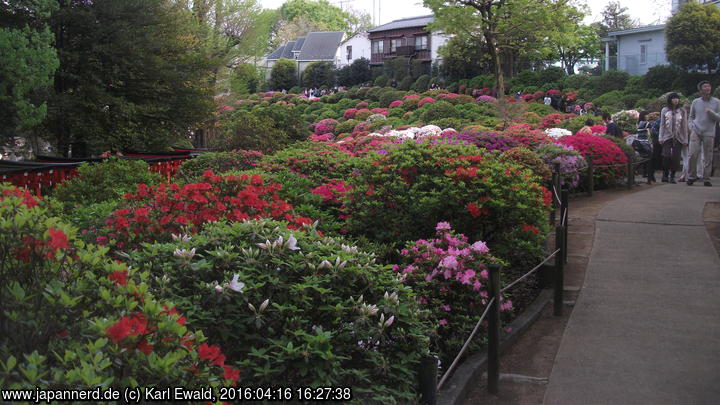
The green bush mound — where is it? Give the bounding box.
[0,185,229,390]
[125,219,431,403]
[178,150,264,179]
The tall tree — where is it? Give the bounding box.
[270,58,298,90]
[555,24,600,75]
[599,1,637,33]
[666,2,720,73]
[47,0,214,155]
[0,0,59,144]
[272,0,371,46]
[426,0,584,96]
[301,61,335,88]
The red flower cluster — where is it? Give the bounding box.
[108,270,129,286]
[556,133,627,176]
[540,113,576,129]
[502,124,552,148]
[102,171,312,247]
[198,343,240,383]
[466,202,489,217]
[106,313,149,343]
[1,187,40,208]
[13,227,70,262]
[311,180,352,204]
[521,224,541,235]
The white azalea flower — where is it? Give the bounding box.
[259,298,270,312]
[286,234,300,251]
[214,285,223,293]
[171,233,192,242]
[227,274,245,292]
[173,248,196,260]
[318,260,332,270]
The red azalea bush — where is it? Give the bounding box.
[389,100,403,108]
[343,141,550,269]
[0,184,236,389]
[556,133,627,188]
[521,94,536,102]
[502,124,553,149]
[546,89,561,97]
[100,171,312,249]
[371,107,389,116]
[540,113,576,129]
[355,101,369,108]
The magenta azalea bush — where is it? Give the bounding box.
[389,100,403,108]
[418,97,436,107]
[396,222,511,365]
[556,133,627,188]
[313,118,338,135]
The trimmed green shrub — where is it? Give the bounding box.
[125,219,431,403]
[374,75,388,87]
[178,151,264,179]
[53,158,161,207]
[412,75,431,92]
[397,76,414,91]
[499,147,552,183]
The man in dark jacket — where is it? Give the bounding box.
[602,112,622,138]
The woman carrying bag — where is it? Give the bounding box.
[659,93,689,183]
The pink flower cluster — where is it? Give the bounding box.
[590,125,607,134]
[396,222,512,329]
[343,108,357,119]
[311,180,352,204]
[418,97,436,107]
[389,100,403,108]
[313,119,338,135]
[371,108,389,116]
[355,101,369,108]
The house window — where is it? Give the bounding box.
[640,44,647,64]
[347,46,352,60]
[390,38,403,53]
[414,36,428,50]
[372,40,383,54]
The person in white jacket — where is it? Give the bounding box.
[687,81,720,186]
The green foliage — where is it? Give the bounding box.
[600,134,634,161]
[46,0,215,155]
[592,90,626,112]
[179,151,265,179]
[0,0,58,142]
[343,141,549,269]
[349,57,372,86]
[499,147,552,182]
[666,2,720,71]
[373,75,388,87]
[562,74,593,92]
[302,61,335,88]
[397,76,414,91]
[526,102,555,116]
[277,0,367,40]
[52,158,161,207]
[0,185,224,390]
[231,63,262,95]
[419,101,458,122]
[438,36,488,83]
[125,219,431,402]
[642,65,682,93]
[211,111,289,152]
[378,89,405,108]
[596,70,630,95]
[537,67,567,86]
[412,75,431,92]
[270,58,298,91]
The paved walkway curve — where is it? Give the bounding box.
[544,179,720,405]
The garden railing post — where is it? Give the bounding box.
[487,264,501,395]
[554,224,565,317]
[552,162,561,225]
[587,159,594,197]
[646,156,652,185]
[419,355,438,405]
[561,188,569,264]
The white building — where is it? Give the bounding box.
[335,32,371,68]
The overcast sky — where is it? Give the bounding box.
[259,0,672,27]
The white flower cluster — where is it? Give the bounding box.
[544,127,572,139]
[367,125,444,140]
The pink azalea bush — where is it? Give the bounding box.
[313,118,338,135]
[556,133,627,188]
[418,97,436,107]
[355,101,369,108]
[343,108,358,119]
[476,95,497,104]
[502,124,552,149]
[396,222,512,363]
[389,100,403,108]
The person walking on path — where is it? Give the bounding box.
[687,81,719,186]
[659,92,688,183]
[602,112,622,138]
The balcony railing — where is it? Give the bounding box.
[396,45,415,56]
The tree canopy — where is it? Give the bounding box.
[270,58,298,90]
[0,0,58,144]
[46,0,215,155]
[666,1,720,72]
[273,0,371,46]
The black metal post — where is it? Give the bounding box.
[551,162,560,225]
[561,188,569,264]
[554,225,565,316]
[487,264,501,394]
[627,154,634,189]
[587,159,594,196]
[419,355,438,405]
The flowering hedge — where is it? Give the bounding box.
[499,147,553,183]
[0,185,233,389]
[99,171,312,250]
[556,134,627,188]
[125,219,431,403]
[502,124,553,149]
[534,144,588,188]
[342,142,550,269]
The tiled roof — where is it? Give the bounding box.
[604,24,665,39]
[292,37,306,52]
[367,15,434,33]
[281,41,296,59]
[266,44,286,60]
[297,31,344,61]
